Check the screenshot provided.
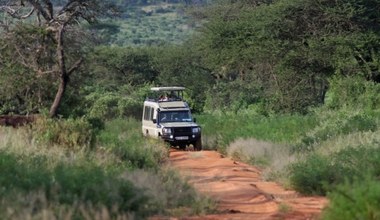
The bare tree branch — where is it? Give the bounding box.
[0,6,35,19]
[42,0,53,19]
[25,0,52,21]
[68,58,84,76]
[20,8,35,19]
[1,0,113,117]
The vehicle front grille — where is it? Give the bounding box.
[173,127,192,136]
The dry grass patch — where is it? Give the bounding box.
[227,138,295,181]
[316,129,380,155]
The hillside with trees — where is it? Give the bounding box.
[0,0,380,219]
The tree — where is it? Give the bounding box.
[0,0,115,117]
[191,0,380,113]
[153,44,214,112]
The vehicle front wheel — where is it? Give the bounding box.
[194,138,202,151]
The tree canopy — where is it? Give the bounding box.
[1,0,379,116]
[0,0,116,116]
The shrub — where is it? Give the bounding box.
[295,111,379,152]
[289,154,333,195]
[290,146,380,195]
[121,169,216,216]
[204,79,262,113]
[85,92,142,119]
[97,119,168,169]
[83,85,150,119]
[0,152,50,195]
[322,177,380,220]
[33,117,95,149]
[51,164,148,213]
[326,76,380,111]
[0,151,149,218]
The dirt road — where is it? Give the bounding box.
[169,150,327,220]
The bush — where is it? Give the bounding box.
[85,91,142,119]
[326,76,380,111]
[289,154,333,195]
[295,111,379,152]
[0,152,50,195]
[97,118,168,169]
[33,117,95,149]
[0,152,149,217]
[51,164,148,213]
[121,169,216,216]
[204,79,262,113]
[322,177,380,220]
[290,146,380,195]
[83,85,150,119]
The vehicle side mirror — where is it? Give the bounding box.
[193,118,196,123]
[153,119,157,124]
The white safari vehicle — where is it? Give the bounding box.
[142,87,202,151]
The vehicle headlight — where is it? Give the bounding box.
[192,127,201,133]
[162,128,172,134]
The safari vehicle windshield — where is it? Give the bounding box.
[159,111,192,123]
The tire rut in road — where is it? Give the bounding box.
[169,150,327,220]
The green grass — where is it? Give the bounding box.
[197,107,380,190]
[198,112,317,151]
[0,117,215,219]
[197,111,318,184]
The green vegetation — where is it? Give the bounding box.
[1,0,380,218]
[110,4,195,46]
[322,176,380,220]
[0,118,215,218]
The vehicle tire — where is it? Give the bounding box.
[194,138,202,151]
[179,144,186,150]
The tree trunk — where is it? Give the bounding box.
[49,25,67,118]
[49,75,68,117]
[48,25,83,117]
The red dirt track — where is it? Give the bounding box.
[169,150,327,220]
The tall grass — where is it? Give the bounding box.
[97,118,168,169]
[197,111,317,184]
[0,117,215,218]
[198,103,380,192]
[198,112,317,152]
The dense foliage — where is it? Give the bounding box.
[1,0,380,218]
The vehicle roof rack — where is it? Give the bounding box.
[150,87,185,91]
[145,86,186,103]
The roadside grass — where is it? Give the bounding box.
[198,112,316,184]
[294,109,380,152]
[0,117,215,219]
[198,107,380,196]
[97,118,169,169]
[198,112,317,153]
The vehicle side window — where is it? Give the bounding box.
[143,106,155,121]
[150,108,154,121]
[144,106,150,121]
